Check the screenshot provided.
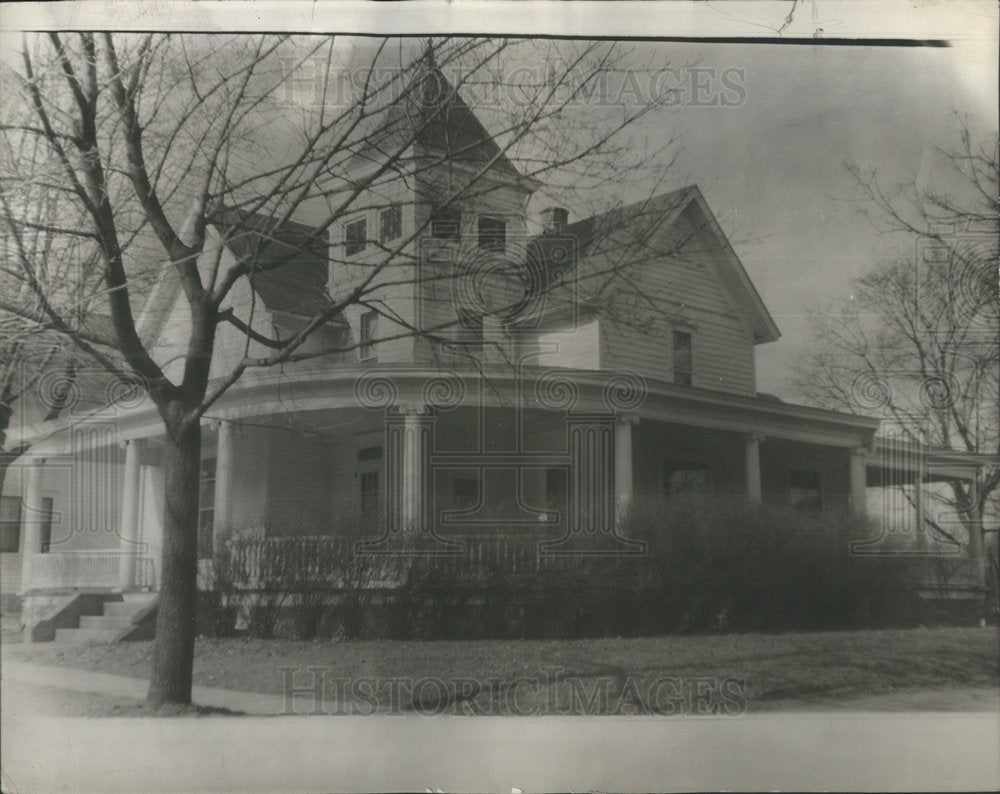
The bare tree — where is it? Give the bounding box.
[0,79,115,499]
[793,125,999,573]
[0,33,680,705]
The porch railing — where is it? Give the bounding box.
[26,550,156,591]
[222,534,626,591]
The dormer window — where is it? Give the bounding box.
[673,330,693,386]
[430,207,461,240]
[345,218,367,256]
[478,216,506,252]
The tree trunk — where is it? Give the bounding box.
[147,414,201,706]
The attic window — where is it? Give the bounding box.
[673,330,693,386]
[345,218,367,256]
[478,216,506,252]
[380,204,402,243]
[430,207,461,240]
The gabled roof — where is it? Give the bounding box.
[213,210,334,318]
[346,55,525,183]
[526,185,781,344]
[136,209,337,350]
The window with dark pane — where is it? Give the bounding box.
[345,218,367,256]
[477,216,506,252]
[673,330,693,386]
[360,310,378,360]
[360,471,380,516]
[663,462,709,497]
[380,204,402,243]
[39,497,54,553]
[198,458,216,558]
[0,496,20,552]
[789,469,822,511]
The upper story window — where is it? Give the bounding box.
[673,330,693,386]
[380,204,402,244]
[360,310,378,360]
[0,495,21,553]
[345,218,367,256]
[789,469,822,511]
[478,216,506,252]
[430,207,461,240]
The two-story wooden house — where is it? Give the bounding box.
[2,61,986,640]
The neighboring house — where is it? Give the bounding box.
[1,64,989,634]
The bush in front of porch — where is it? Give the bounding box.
[196,497,937,641]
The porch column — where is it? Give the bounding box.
[849,447,869,518]
[401,406,434,532]
[966,476,986,586]
[614,414,637,522]
[213,420,236,551]
[117,439,145,590]
[19,457,45,593]
[568,413,616,534]
[744,433,763,505]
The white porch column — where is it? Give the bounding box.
[614,414,637,523]
[213,420,236,552]
[849,447,869,518]
[118,439,145,590]
[19,457,45,593]
[965,476,986,587]
[744,433,763,505]
[402,406,434,532]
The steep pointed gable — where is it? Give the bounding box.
[346,55,524,182]
[137,209,337,359]
[527,186,780,344]
[213,210,334,318]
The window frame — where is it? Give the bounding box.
[661,460,711,498]
[477,215,507,252]
[38,496,54,553]
[345,217,367,256]
[672,329,694,386]
[198,457,216,559]
[359,310,378,361]
[788,468,823,511]
[0,495,21,553]
[356,444,383,517]
[379,204,402,244]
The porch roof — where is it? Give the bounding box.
[15,363,884,454]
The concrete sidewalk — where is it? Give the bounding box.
[2,660,289,715]
[3,659,998,716]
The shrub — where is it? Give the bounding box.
[622,494,906,632]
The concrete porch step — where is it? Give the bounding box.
[53,627,122,644]
[78,615,133,630]
[103,595,155,617]
[121,591,156,604]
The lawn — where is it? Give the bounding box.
[3,626,998,716]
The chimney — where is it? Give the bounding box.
[540,207,569,235]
